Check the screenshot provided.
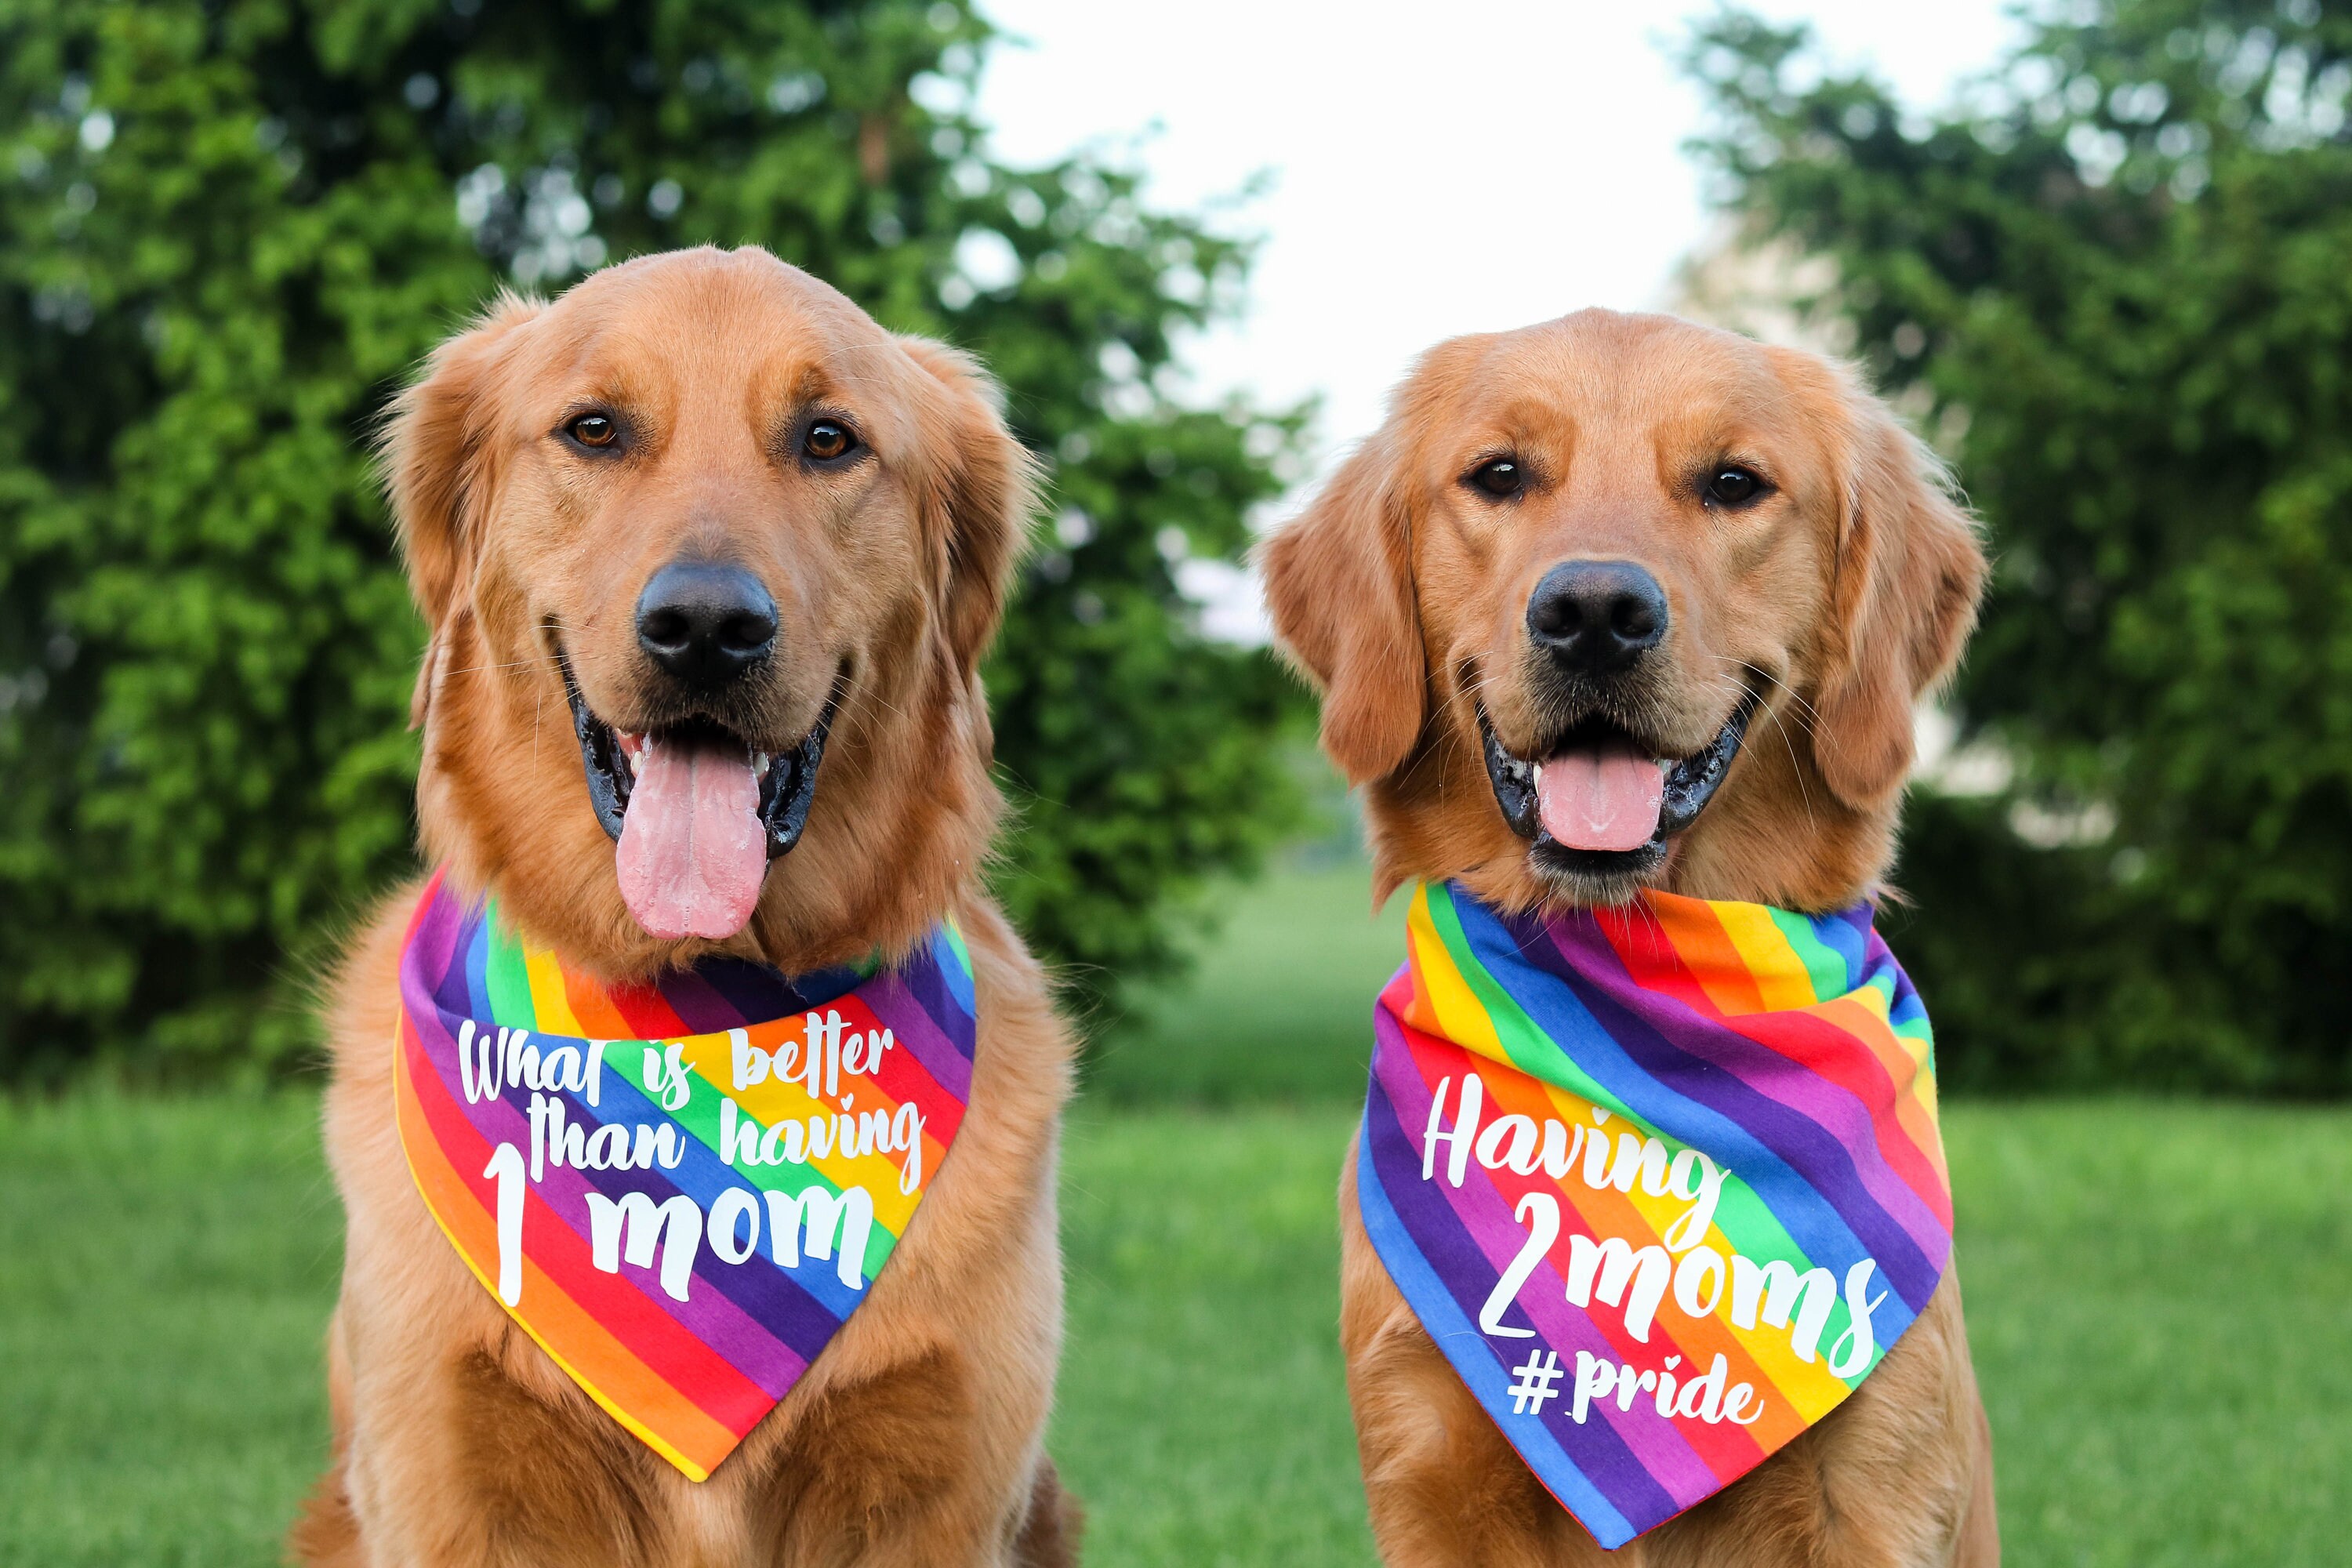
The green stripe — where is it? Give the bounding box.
[939,919,972,980]
[481,902,538,1028]
[1766,906,1849,1004]
[1697,1183,1870,1386]
[1423,886,1588,1091]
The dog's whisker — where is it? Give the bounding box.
[1708,655,1821,732]
[1757,694,1818,840]
[436,655,560,678]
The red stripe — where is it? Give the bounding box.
[1708,1008,1951,1232]
[600,980,695,1040]
[834,994,967,1145]
[1467,1047,1777,1476]
[1599,910,1722,1015]
[395,1033,747,1472]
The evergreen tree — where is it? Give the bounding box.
[1688,0,2352,1089]
[0,0,1299,1079]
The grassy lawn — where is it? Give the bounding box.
[9,1101,2351,1566]
[5,871,2349,1565]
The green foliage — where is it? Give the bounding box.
[0,0,1301,1080]
[1687,0,2352,1091]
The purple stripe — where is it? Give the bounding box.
[862,971,972,1102]
[1369,1020,1720,1509]
[397,882,977,1374]
[1539,911,1922,1214]
[896,950,977,1061]
[665,956,861,1033]
[405,887,471,1018]
[648,965,758,1035]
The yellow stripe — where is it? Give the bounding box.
[524,948,590,1039]
[1406,888,1508,1063]
[1521,1075,1853,1422]
[1709,902,1820,1013]
[672,1032,924,1234]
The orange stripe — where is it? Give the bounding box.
[558,966,640,1039]
[1651,898,1769,1016]
[1736,997,1952,1227]
[1643,947,1953,1232]
[1816,998,1951,1193]
[397,1015,778,1430]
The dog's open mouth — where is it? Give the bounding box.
[560,654,842,942]
[1479,691,1759,883]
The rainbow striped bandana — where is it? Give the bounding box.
[1360,881,1951,1549]
[393,871,975,1481]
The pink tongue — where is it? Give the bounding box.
[1537,746,1667,852]
[615,738,767,940]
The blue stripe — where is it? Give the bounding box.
[1809,906,1871,993]
[1452,894,1883,1267]
[586,1065,874,1322]
[935,928,976,1017]
[462,915,492,1020]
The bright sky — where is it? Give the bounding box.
[976,0,2027,473]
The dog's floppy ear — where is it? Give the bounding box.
[1791,356,1987,808]
[379,293,542,729]
[897,335,1040,679]
[1258,433,1427,785]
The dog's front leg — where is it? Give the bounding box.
[741,1344,1062,1568]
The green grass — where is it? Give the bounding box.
[7,1093,2350,1566]
[1950,1103,2352,1562]
[1056,1108,1374,1566]
[5,872,2350,1565]
[0,1095,343,1566]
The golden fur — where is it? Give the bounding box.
[1260,310,1997,1566]
[292,248,1080,1567]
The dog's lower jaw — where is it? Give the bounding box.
[1479,695,1758,906]
[1528,837,1671,906]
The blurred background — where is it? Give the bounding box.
[3,2,2350,1564]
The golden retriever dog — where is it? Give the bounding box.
[1261,310,1995,1566]
[291,247,1079,1566]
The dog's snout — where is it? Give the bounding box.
[1526,560,1668,673]
[636,561,778,690]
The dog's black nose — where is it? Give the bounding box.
[1526,560,1669,673]
[636,561,777,690]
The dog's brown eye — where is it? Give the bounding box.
[1707,466,1765,506]
[804,421,854,462]
[568,413,617,448]
[1469,458,1523,498]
